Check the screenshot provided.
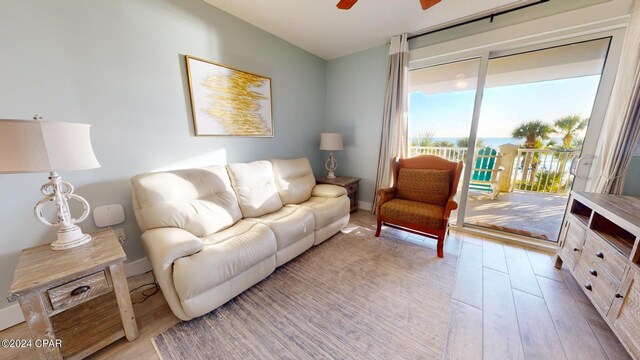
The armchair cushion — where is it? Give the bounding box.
[380,198,444,229]
[396,168,450,206]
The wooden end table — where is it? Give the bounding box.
[316,176,361,212]
[7,229,139,360]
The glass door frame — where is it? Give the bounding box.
[408,28,626,233]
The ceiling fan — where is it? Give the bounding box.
[336,0,442,11]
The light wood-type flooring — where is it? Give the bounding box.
[0,211,630,359]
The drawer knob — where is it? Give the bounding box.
[70,285,91,296]
[595,252,604,259]
[615,293,623,299]
[573,248,580,252]
[584,283,593,291]
[589,269,598,277]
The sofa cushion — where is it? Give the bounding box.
[131,166,242,236]
[292,195,350,231]
[270,158,316,205]
[246,206,315,266]
[380,198,444,229]
[396,168,450,206]
[226,161,284,218]
[173,220,276,302]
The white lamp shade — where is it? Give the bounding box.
[320,133,343,151]
[0,119,100,173]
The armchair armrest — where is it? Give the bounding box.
[312,184,347,198]
[141,227,203,271]
[376,187,396,213]
[443,197,458,221]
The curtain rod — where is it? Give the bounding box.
[408,0,550,40]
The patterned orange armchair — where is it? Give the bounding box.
[375,155,463,258]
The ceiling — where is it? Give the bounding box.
[203,0,533,60]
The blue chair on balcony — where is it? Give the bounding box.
[468,147,504,199]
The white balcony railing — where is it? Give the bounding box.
[512,148,580,195]
[409,146,468,162]
[408,145,580,195]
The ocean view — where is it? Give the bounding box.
[411,137,566,148]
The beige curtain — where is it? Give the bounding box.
[372,34,409,213]
[590,0,640,194]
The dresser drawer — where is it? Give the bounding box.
[345,182,358,194]
[558,217,587,271]
[584,232,627,281]
[575,254,620,315]
[47,271,111,312]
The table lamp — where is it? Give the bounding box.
[0,115,100,250]
[320,133,343,179]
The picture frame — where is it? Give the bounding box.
[185,55,273,137]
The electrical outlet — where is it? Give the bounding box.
[114,228,126,244]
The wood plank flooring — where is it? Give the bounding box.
[433,227,630,360]
[0,211,630,360]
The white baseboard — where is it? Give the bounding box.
[0,303,23,332]
[358,201,372,212]
[0,257,152,332]
[124,257,152,277]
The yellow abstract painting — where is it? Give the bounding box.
[186,55,273,136]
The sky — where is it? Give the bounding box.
[408,75,601,139]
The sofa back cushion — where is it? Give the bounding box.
[270,157,315,205]
[226,161,284,217]
[396,168,451,206]
[131,166,242,237]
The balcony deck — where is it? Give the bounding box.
[453,190,569,241]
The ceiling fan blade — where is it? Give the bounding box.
[336,0,358,10]
[419,0,442,10]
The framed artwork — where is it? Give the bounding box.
[185,55,273,137]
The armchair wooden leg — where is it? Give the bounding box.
[375,220,382,237]
[437,234,445,258]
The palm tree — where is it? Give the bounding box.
[554,115,587,148]
[512,120,554,184]
[456,137,485,149]
[433,140,454,148]
[512,120,554,149]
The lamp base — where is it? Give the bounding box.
[325,152,338,179]
[51,225,92,250]
[34,172,93,251]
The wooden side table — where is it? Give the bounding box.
[7,229,139,360]
[316,176,361,212]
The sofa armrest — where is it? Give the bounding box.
[312,184,347,198]
[142,227,203,271]
[140,227,203,321]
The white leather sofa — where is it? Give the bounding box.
[131,157,350,320]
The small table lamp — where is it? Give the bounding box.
[320,133,343,179]
[0,116,100,250]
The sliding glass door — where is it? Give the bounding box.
[408,32,621,242]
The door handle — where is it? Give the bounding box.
[569,156,582,176]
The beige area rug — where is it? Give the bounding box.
[152,224,458,360]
